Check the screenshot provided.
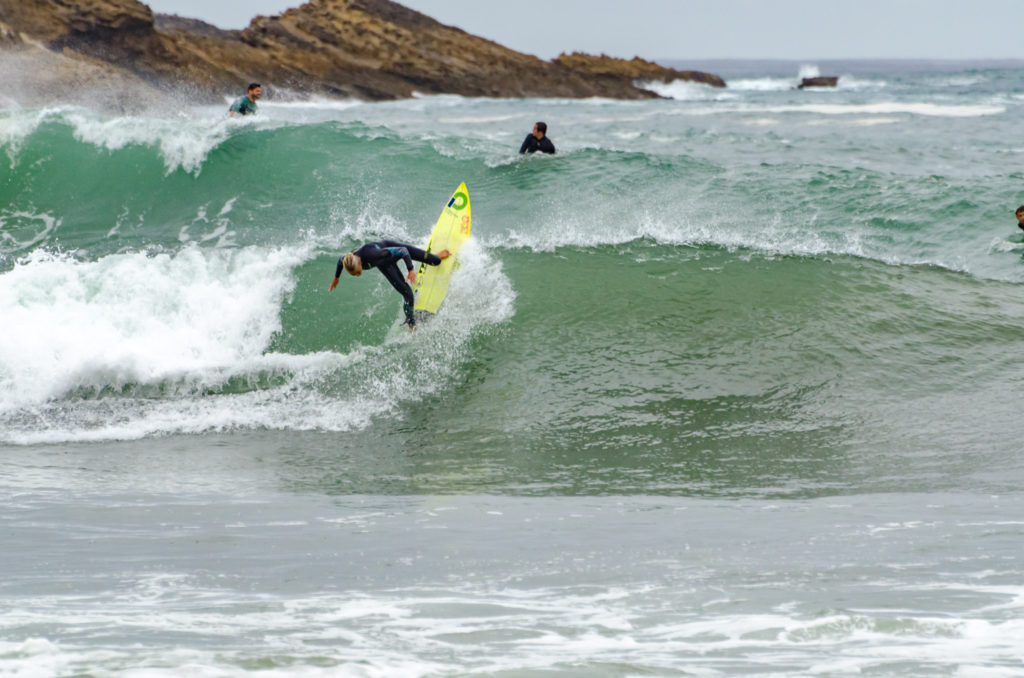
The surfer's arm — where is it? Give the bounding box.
[397,249,416,284]
[329,255,347,291]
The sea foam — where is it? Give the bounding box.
[0,237,513,444]
[0,245,306,411]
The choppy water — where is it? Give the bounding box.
[2,59,1024,676]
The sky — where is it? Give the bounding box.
[144,0,1024,61]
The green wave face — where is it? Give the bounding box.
[3,80,1024,487]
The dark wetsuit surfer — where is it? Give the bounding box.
[329,240,449,327]
[519,134,555,154]
[519,121,555,154]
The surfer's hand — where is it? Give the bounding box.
[329,277,339,291]
[406,271,416,285]
[437,249,451,259]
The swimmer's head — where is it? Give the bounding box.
[342,252,362,276]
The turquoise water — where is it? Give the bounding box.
[2,61,1024,676]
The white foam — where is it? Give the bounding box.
[2,579,1019,677]
[760,102,1005,117]
[726,77,795,92]
[798,64,821,80]
[658,100,1000,118]
[178,199,241,247]
[929,74,988,89]
[834,75,890,91]
[0,245,307,411]
[638,80,736,101]
[64,110,240,175]
[252,97,363,113]
[0,209,61,254]
[495,203,872,264]
[0,107,56,167]
[0,237,514,444]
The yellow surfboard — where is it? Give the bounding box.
[412,182,471,315]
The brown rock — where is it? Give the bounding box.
[553,52,726,89]
[0,0,154,51]
[798,76,839,89]
[0,0,727,107]
[0,20,22,45]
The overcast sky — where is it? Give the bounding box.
[145,0,1024,61]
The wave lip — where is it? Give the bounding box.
[1,106,269,175]
[0,245,304,412]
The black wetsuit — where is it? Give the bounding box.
[519,134,556,154]
[336,240,442,325]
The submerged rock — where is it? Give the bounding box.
[798,76,839,89]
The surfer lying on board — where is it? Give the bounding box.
[330,240,450,328]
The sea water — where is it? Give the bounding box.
[2,59,1024,676]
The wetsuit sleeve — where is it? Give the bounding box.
[540,137,555,154]
[334,256,345,279]
[396,249,414,273]
[519,134,536,154]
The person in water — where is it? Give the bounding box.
[519,121,556,154]
[229,83,262,117]
[330,240,451,327]
[1016,205,1024,231]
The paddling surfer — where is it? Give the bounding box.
[519,121,556,154]
[330,240,450,328]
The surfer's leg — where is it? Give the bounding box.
[379,240,445,266]
[405,244,441,266]
[379,263,417,325]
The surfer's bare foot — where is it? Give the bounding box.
[437,249,451,259]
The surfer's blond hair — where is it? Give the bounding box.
[342,252,359,274]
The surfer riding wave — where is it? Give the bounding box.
[330,240,450,327]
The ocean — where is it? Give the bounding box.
[2,59,1024,676]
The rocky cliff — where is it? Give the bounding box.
[0,0,725,109]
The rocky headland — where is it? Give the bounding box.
[0,0,725,110]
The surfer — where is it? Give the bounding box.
[228,83,262,117]
[330,240,451,328]
[519,122,556,154]
[1016,206,1024,231]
